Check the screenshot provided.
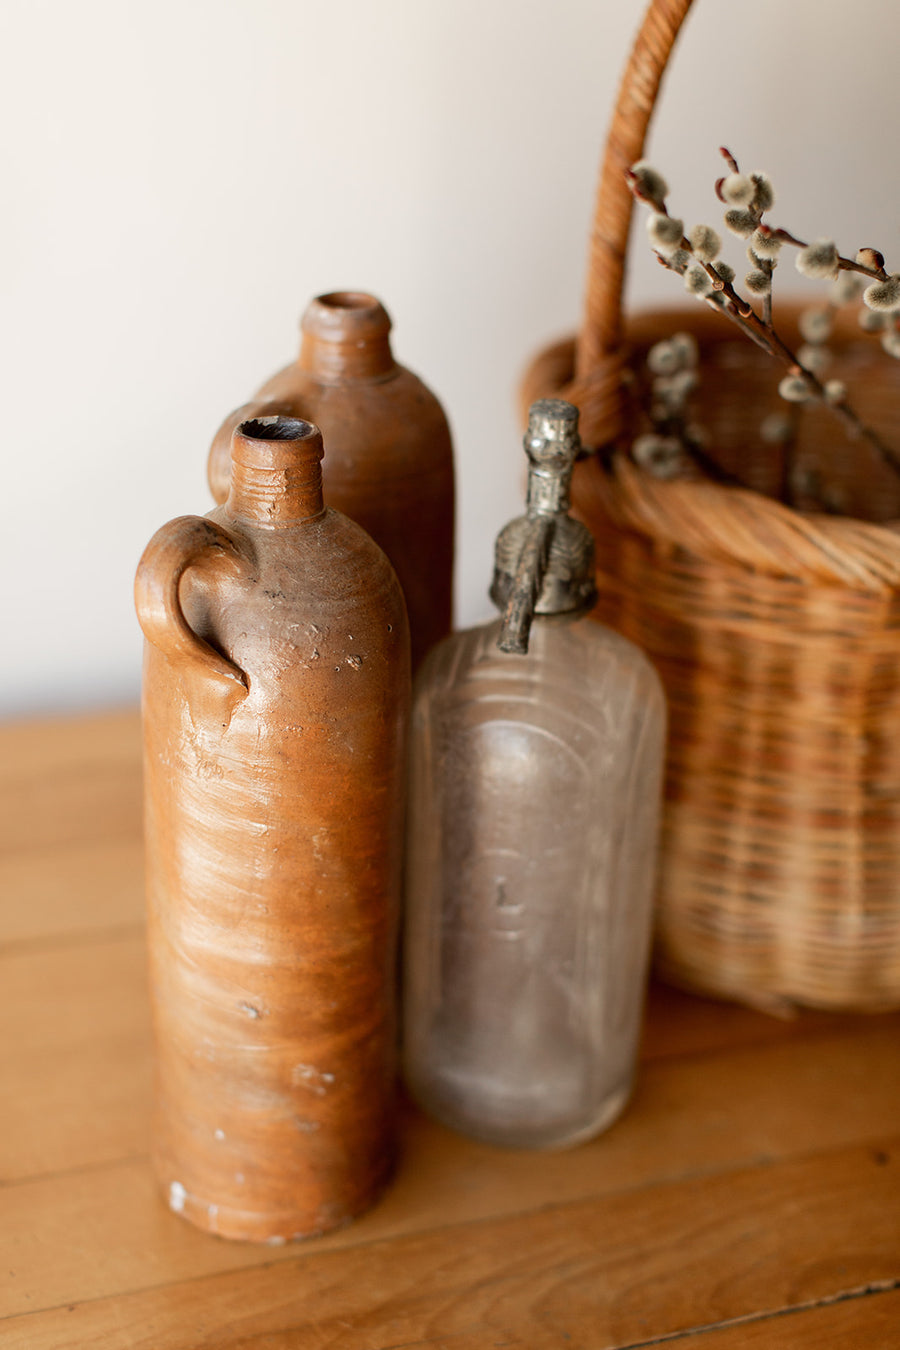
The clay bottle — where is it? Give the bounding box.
[135,415,410,1243]
[208,291,455,672]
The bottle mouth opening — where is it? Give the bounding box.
[239,415,316,442]
[301,291,392,348]
[317,290,379,311]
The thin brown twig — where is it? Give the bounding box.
[759,226,889,282]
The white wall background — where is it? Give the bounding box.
[3,0,899,718]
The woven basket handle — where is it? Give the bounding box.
[568,0,694,447]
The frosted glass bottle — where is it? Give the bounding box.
[403,400,666,1149]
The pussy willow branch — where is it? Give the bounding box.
[629,170,900,478]
[715,148,890,284]
[757,225,890,282]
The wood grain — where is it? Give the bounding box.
[0,708,140,783]
[2,707,898,1349]
[638,977,880,1061]
[0,838,144,949]
[369,1288,900,1349]
[3,1141,897,1349]
[2,1016,899,1313]
[3,907,899,1205]
[0,709,141,861]
[0,936,151,1181]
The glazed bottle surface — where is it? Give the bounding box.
[403,401,666,1149]
[135,416,410,1241]
[208,290,454,670]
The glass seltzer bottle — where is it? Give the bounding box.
[403,399,666,1149]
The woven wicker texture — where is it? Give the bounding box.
[521,0,900,1009]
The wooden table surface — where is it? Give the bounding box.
[1,707,898,1349]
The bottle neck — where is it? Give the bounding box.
[493,399,593,653]
[525,461,572,516]
[226,417,325,528]
[298,291,395,381]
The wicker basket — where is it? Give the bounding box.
[521,0,900,1011]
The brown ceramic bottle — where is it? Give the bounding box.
[207,291,454,671]
[135,415,410,1243]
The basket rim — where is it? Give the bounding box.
[522,296,900,594]
[591,455,900,592]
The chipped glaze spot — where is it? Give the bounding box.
[292,1063,336,1095]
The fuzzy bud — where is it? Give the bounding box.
[822,485,848,514]
[859,307,887,333]
[670,331,699,368]
[831,272,864,305]
[688,223,721,262]
[793,465,823,499]
[856,247,885,272]
[798,343,830,374]
[712,261,735,285]
[778,374,812,403]
[632,434,685,479]
[760,412,793,445]
[630,161,669,206]
[863,274,900,312]
[824,380,846,405]
[647,212,685,255]
[684,264,713,297]
[750,227,782,259]
[647,338,682,376]
[667,248,692,272]
[720,173,755,206]
[881,328,900,359]
[750,173,775,212]
[798,307,833,344]
[796,239,840,281]
[745,269,771,294]
[724,209,756,239]
[656,369,699,405]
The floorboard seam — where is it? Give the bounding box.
[613,1278,900,1348]
[2,1139,898,1327]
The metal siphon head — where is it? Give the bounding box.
[491,399,597,654]
[524,400,581,516]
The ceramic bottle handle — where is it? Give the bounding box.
[135,516,249,696]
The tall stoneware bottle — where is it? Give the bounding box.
[135,415,410,1242]
[208,291,454,671]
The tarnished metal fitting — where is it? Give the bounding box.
[491,400,596,654]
